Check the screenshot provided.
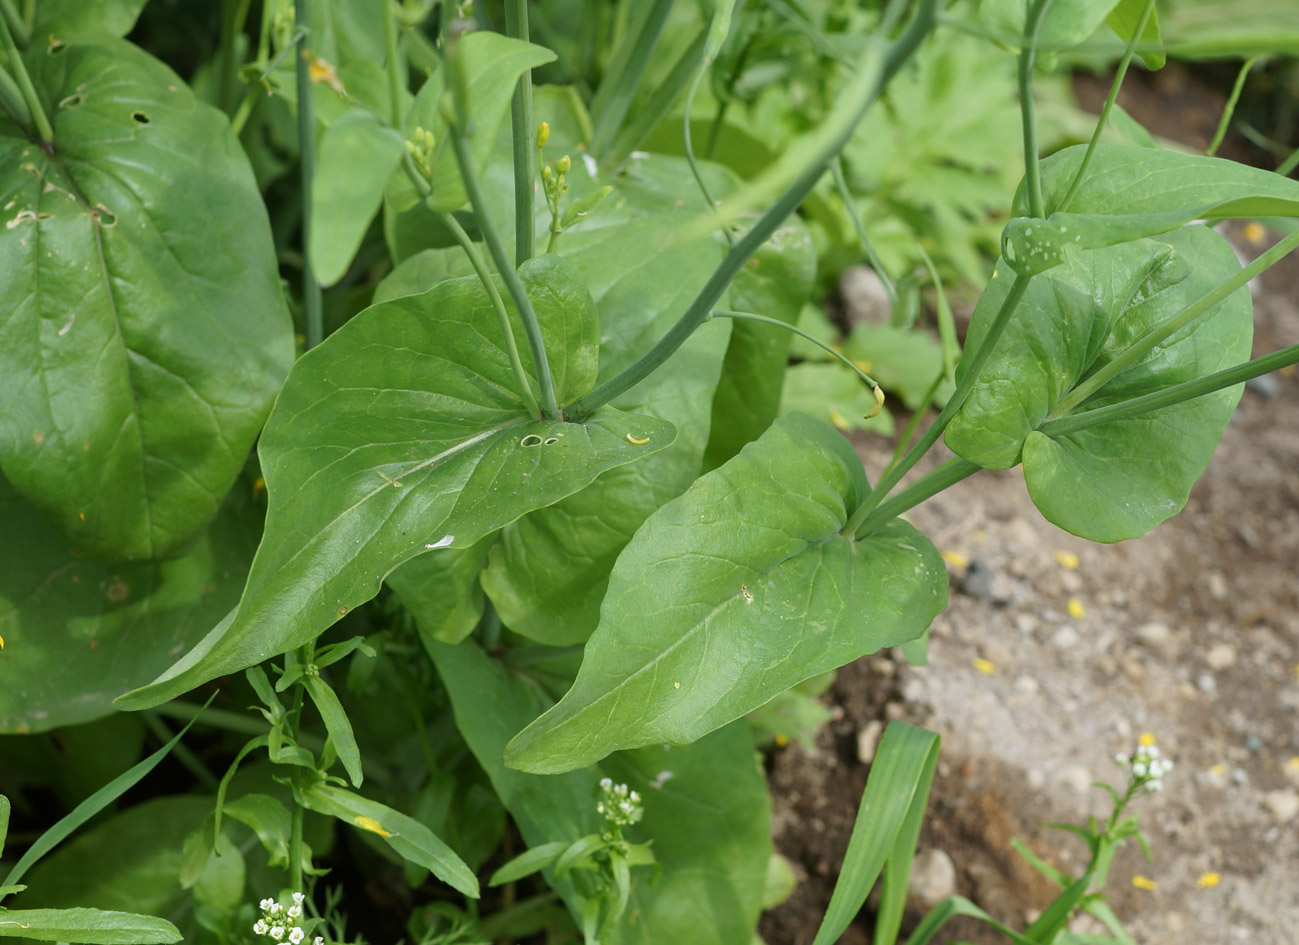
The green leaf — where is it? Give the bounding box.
[779,363,894,436]
[506,412,947,774]
[0,795,7,861]
[1106,0,1164,69]
[118,256,673,710]
[1001,143,1299,276]
[842,323,950,411]
[898,896,1036,945]
[0,476,260,733]
[0,908,181,943]
[0,38,293,560]
[303,675,364,787]
[387,536,495,646]
[704,218,818,470]
[310,108,407,286]
[480,214,730,645]
[33,1,148,37]
[489,841,569,886]
[427,639,770,945]
[373,245,475,304]
[978,0,1122,53]
[298,783,479,898]
[946,226,1251,542]
[387,32,555,212]
[221,794,293,869]
[813,722,939,945]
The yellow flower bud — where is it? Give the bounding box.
[542,165,554,182]
[556,154,571,174]
[536,121,550,148]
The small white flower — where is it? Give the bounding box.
[1132,761,1147,778]
[314,938,324,945]
[288,905,302,919]
[270,927,285,941]
[270,903,284,915]
[629,790,641,803]
[599,777,613,790]
[254,920,269,935]
[292,892,305,905]
[1146,780,1163,792]
[289,929,305,944]
[260,899,275,911]
[1115,752,1129,766]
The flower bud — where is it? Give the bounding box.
[536,121,550,148]
[556,154,571,175]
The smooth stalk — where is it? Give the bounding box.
[0,0,26,49]
[1018,0,1055,219]
[438,208,542,420]
[447,122,560,418]
[588,0,675,159]
[505,0,537,264]
[711,308,883,407]
[217,0,253,115]
[831,158,896,305]
[0,63,30,127]
[568,0,937,420]
[287,645,311,892]
[1050,227,1299,417]
[1058,0,1157,211]
[683,63,732,245]
[857,457,982,535]
[0,13,50,143]
[1278,145,1299,178]
[843,273,1033,535]
[382,0,404,127]
[142,712,219,790]
[604,29,706,166]
[294,0,323,350]
[1041,341,1299,438]
[1206,54,1262,158]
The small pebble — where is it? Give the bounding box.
[1137,621,1172,646]
[1013,675,1040,696]
[1197,672,1218,694]
[856,720,885,764]
[1052,625,1080,651]
[1205,643,1237,671]
[907,849,957,908]
[1232,768,1249,786]
[1207,571,1229,601]
[1263,789,1299,822]
[960,560,1013,605]
[1246,373,1280,398]
[1055,762,1092,797]
[840,266,892,326]
[1244,734,1263,753]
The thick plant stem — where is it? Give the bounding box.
[1018,0,1055,219]
[294,0,323,350]
[0,0,26,49]
[1050,227,1299,417]
[505,0,536,264]
[588,0,675,159]
[1041,341,1299,438]
[843,273,1032,535]
[0,64,30,127]
[0,15,49,143]
[382,0,403,127]
[1058,0,1157,211]
[438,209,542,420]
[217,0,253,115]
[857,457,982,535]
[568,0,937,421]
[449,124,560,418]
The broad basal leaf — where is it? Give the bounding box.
[1001,143,1299,275]
[945,225,1251,541]
[117,255,673,710]
[428,639,770,945]
[386,535,495,646]
[310,108,406,286]
[386,31,555,213]
[0,475,260,734]
[979,0,1122,53]
[33,1,148,37]
[0,38,292,561]
[0,908,181,943]
[506,412,947,773]
[480,214,731,645]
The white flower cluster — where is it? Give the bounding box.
[596,777,643,827]
[1115,741,1173,792]
[252,892,323,945]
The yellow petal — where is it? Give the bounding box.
[972,657,996,675]
[1196,872,1220,889]
[1066,597,1085,619]
[1139,731,1157,747]
[353,815,392,837]
[1053,549,1080,570]
[1132,875,1157,891]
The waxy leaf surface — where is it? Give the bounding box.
[118,256,673,709]
[1001,143,1299,275]
[946,226,1251,541]
[428,639,770,945]
[0,38,292,560]
[506,412,947,773]
[481,214,731,645]
[0,476,259,733]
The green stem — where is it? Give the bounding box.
[1050,227,1299,417]
[587,0,675,159]
[856,457,982,535]
[438,208,543,420]
[1040,341,1299,438]
[0,0,26,49]
[1058,0,1156,211]
[505,0,536,264]
[604,28,706,166]
[889,371,944,467]
[294,0,323,350]
[0,63,30,127]
[1278,144,1299,178]
[1206,54,1262,158]
[382,0,404,127]
[142,712,219,790]
[448,124,559,417]
[683,62,732,245]
[842,273,1032,535]
[0,14,49,143]
[1018,0,1055,219]
[568,0,937,420]
[831,158,896,305]
[712,308,883,401]
[230,25,306,136]
[217,0,253,115]
[287,642,313,892]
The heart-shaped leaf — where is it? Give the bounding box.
[118,255,674,710]
[0,38,292,560]
[945,225,1251,541]
[506,412,947,773]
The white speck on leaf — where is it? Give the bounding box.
[425,535,454,549]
